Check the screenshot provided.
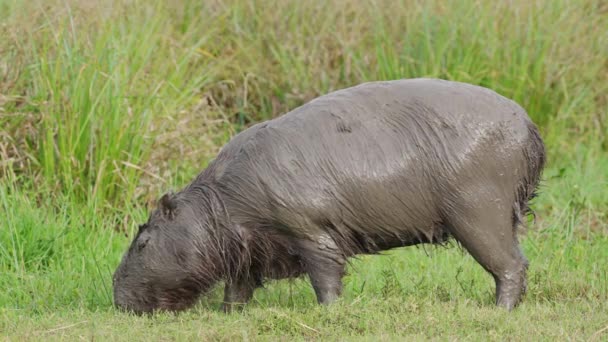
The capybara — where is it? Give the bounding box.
[113,78,545,314]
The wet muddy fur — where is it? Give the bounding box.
[113,78,545,314]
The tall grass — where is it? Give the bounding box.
[2,0,222,206]
[1,0,606,208]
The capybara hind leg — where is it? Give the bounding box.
[494,251,528,310]
[445,199,528,310]
[221,276,258,313]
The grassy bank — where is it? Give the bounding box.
[2,153,607,339]
[1,0,607,339]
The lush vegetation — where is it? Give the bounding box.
[1,0,606,340]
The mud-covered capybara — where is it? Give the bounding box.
[113,78,545,314]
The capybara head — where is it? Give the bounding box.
[113,188,236,314]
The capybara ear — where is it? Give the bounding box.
[159,192,177,219]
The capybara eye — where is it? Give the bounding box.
[137,237,150,251]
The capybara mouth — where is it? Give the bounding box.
[114,286,204,315]
[113,297,158,316]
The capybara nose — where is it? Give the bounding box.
[113,288,132,313]
[113,292,126,311]
[112,289,150,315]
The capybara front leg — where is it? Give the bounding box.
[221,276,258,313]
[307,260,345,305]
[300,236,346,305]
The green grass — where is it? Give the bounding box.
[1,0,607,340]
[1,154,607,340]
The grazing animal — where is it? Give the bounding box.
[113,78,545,314]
